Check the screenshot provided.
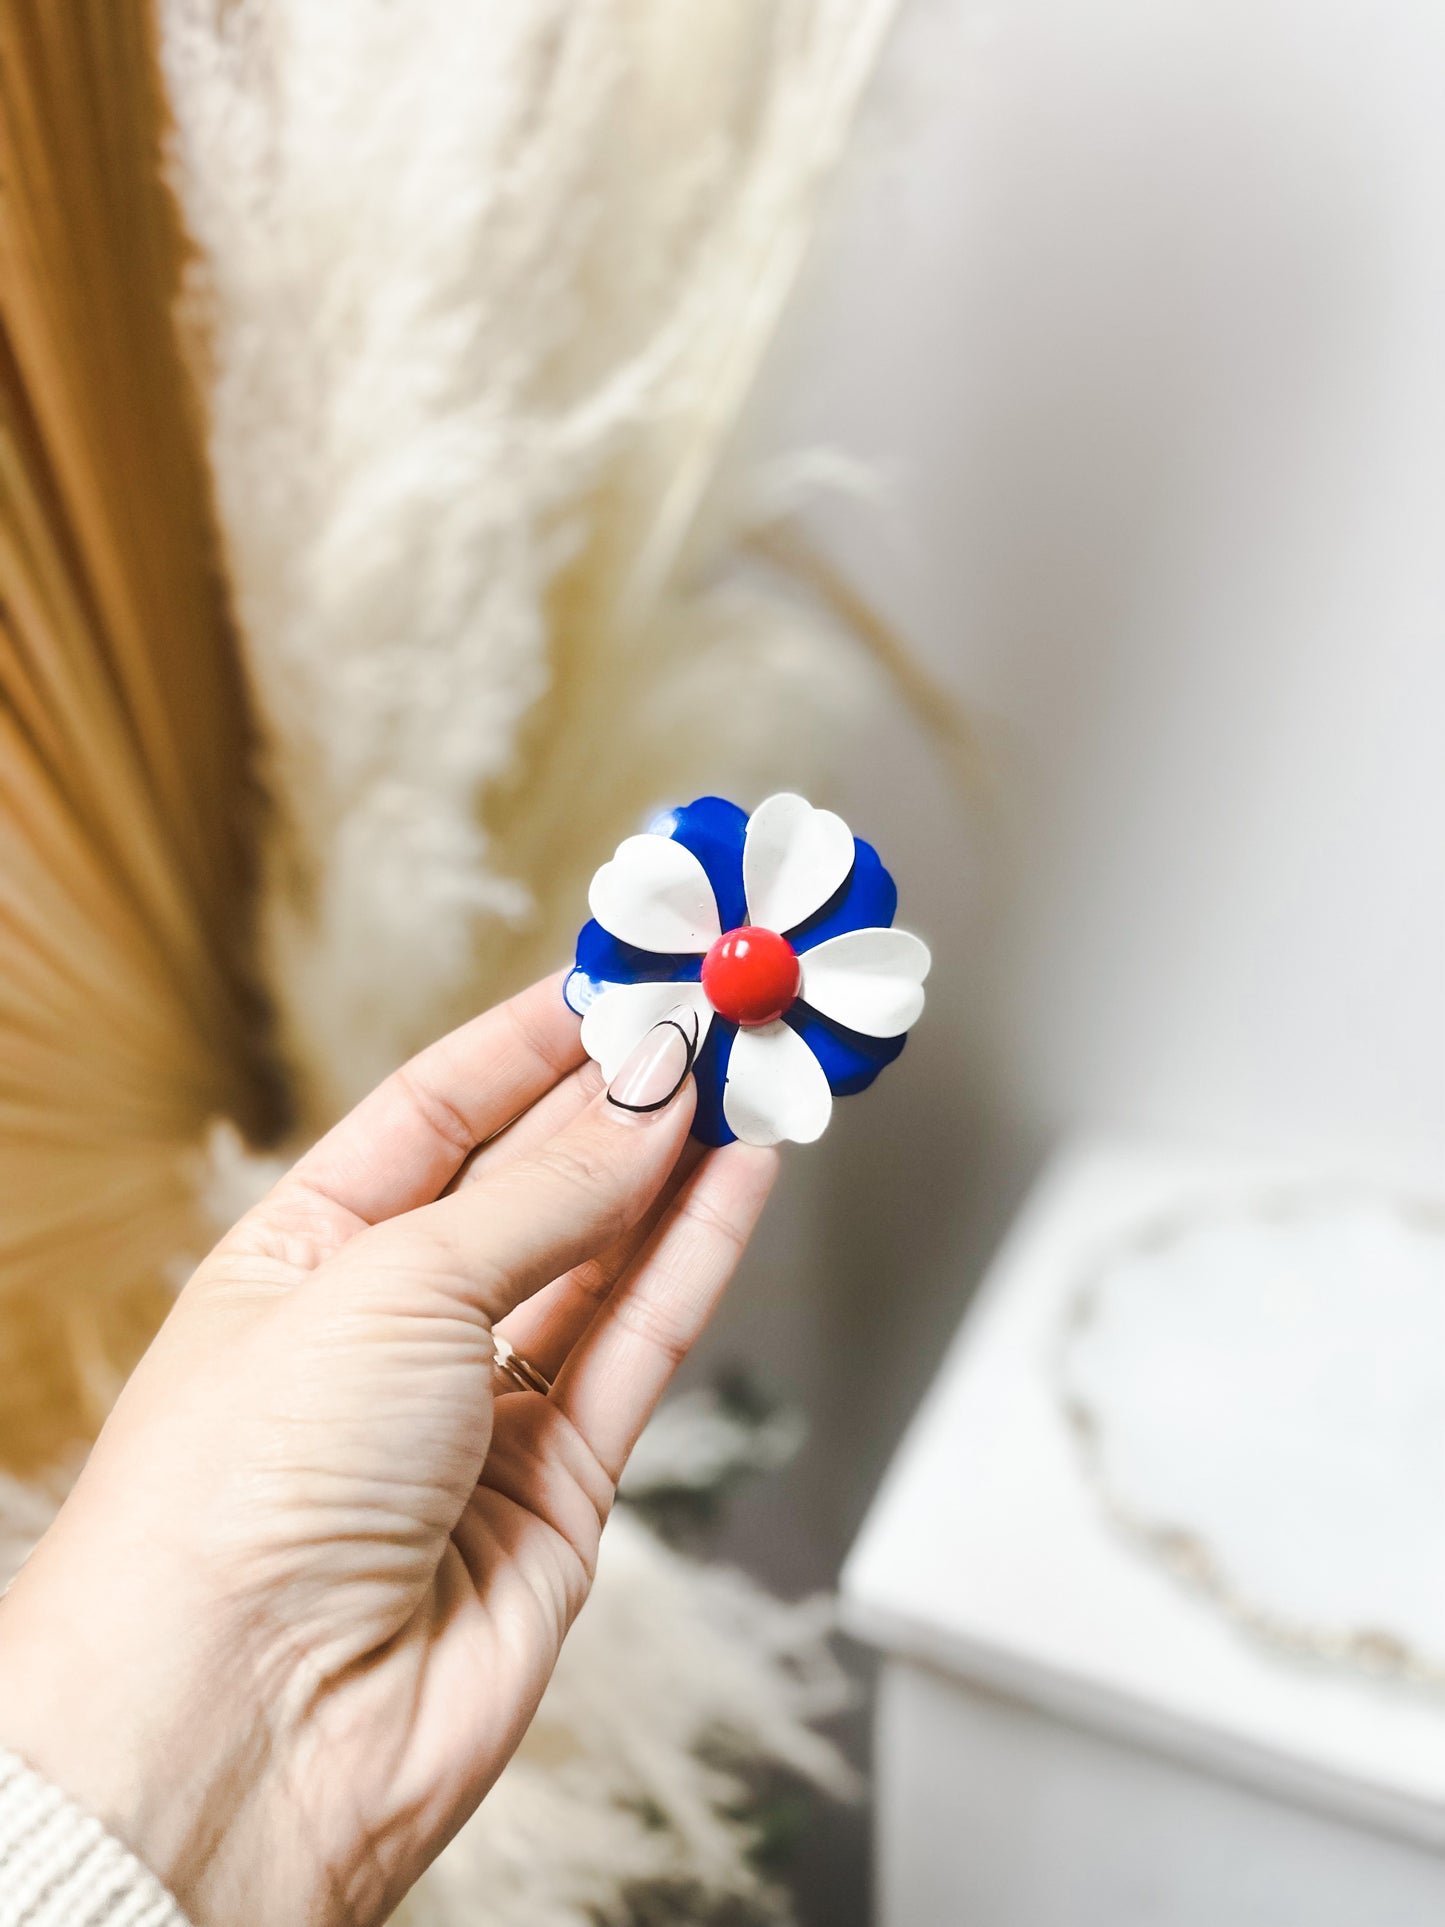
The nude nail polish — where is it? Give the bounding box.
[606,1005,699,1114]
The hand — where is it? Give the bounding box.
[0,974,777,1926]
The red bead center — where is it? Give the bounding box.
[701,926,801,1027]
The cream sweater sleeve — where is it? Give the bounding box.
[0,1750,191,1927]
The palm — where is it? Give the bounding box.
[291,1397,604,1920]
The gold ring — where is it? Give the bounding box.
[491,1332,553,1397]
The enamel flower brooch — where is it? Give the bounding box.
[564,794,930,1145]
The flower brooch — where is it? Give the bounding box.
[564,793,930,1145]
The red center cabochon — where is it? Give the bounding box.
[701,926,802,1027]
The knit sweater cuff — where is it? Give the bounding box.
[0,1749,191,1927]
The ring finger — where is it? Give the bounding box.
[491,1139,706,1385]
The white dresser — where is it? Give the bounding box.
[842,1140,1445,1927]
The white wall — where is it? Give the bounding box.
[702,0,1445,1594]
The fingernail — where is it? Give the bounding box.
[607,1005,699,1115]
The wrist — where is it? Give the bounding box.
[0,1507,300,1925]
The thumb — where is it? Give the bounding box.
[333,1004,700,1328]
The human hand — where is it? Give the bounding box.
[0,974,777,1926]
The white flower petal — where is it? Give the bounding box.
[580,980,713,1082]
[799,928,930,1038]
[589,834,722,953]
[742,793,855,936]
[722,1021,833,1146]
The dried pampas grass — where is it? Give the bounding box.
[158,0,897,1124]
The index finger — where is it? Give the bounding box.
[281,971,584,1227]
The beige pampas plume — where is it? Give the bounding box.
[157,0,899,1124]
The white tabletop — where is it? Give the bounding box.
[842,1137,1445,1849]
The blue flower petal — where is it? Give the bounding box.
[690,1018,737,1146]
[564,919,701,1016]
[649,796,750,933]
[790,835,897,951]
[784,1002,906,1096]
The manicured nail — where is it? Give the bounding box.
[607,1005,699,1115]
